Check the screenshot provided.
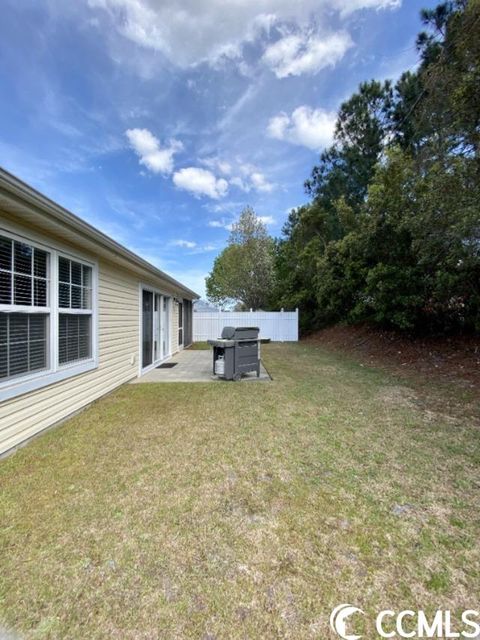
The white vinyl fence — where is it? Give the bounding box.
[193,309,299,342]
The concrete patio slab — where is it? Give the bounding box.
[130,349,271,383]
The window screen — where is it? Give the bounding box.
[58,257,92,309]
[0,313,48,380]
[0,235,48,307]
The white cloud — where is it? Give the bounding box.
[208,213,274,229]
[258,215,275,225]
[201,157,274,193]
[333,0,401,16]
[229,176,248,191]
[267,113,291,140]
[201,156,232,176]
[208,219,234,231]
[236,162,274,192]
[87,0,400,71]
[262,29,353,78]
[173,167,229,199]
[206,200,245,215]
[172,239,197,248]
[217,161,232,175]
[267,105,336,150]
[238,162,256,177]
[230,169,274,193]
[125,128,182,174]
[250,172,274,193]
[171,239,217,253]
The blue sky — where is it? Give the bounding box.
[0,0,436,297]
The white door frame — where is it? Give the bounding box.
[161,294,170,360]
[178,299,184,349]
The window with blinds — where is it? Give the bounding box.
[58,256,93,366]
[0,234,50,382]
[0,230,97,396]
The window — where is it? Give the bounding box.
[0,235,50,382]
[58,256,93,366]
[0,229,97,399]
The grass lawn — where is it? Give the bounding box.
[1,343,479,639]
[186,341,210,350]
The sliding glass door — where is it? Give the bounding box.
[142,289,170,370]
[142,290,153,368]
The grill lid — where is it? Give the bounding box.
[220,326,259,339]
[221,326,236,339]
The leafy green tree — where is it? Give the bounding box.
[206,207,276,310]
[390,70,425,152]
[271,0,480,335]
[305,80,393,213]
[416,0,480,158]
[272,212,319,331]
[276,80,397,329]
[315,149,480,331]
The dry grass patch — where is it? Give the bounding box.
[1,343,479,639]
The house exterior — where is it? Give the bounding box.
[0,168,198,456]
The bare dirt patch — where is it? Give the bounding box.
[305,325,480,397]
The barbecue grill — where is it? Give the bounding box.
[207,326,260,381]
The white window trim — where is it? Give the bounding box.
[0,227,99,402]
[138,283,172,377]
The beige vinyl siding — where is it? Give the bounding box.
[0,257,139,456]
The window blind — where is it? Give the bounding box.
[58,314,91,365]
[0,313,48,380]
[0,236,48,307]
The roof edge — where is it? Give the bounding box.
[0,167,200,299]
